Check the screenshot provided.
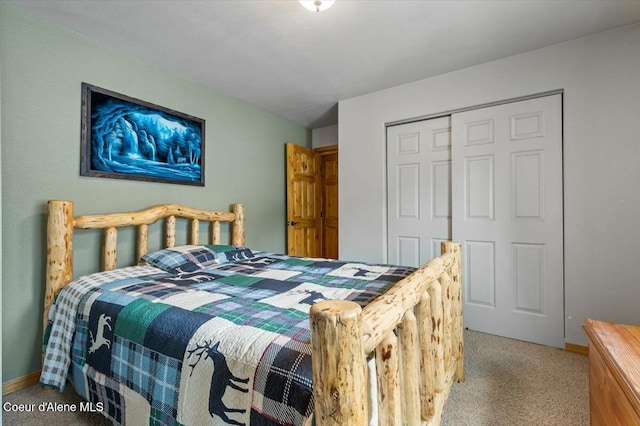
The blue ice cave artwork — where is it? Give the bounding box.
[82,84,205,185]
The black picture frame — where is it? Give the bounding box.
[80,83,205,186]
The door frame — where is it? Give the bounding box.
[316,145,339,259]
[386,89,565,128]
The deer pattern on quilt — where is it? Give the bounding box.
[294,289,328,306]
[88,313,111,354]
[188,340,250,426]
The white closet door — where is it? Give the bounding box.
[387,117,452,267]
[452,94,564,348]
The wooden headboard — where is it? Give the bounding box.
[44,200,245,337]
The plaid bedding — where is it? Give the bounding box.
[40,247,416,425]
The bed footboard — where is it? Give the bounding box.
[310,242,463,425]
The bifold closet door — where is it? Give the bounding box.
[387,117,452,267]
[452,94,564,348]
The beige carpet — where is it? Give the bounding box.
[441,331,589,425]
[3,330,589,425]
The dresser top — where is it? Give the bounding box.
[584,318,640,414]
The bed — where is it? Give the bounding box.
[41,200,463,425]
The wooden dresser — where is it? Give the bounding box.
[584,319,640,425]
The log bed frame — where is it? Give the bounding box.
[44,200,464,426]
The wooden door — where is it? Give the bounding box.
[317,146,339,259]
[386,117,452,267]
[286,143,321,257]
[452,94,564,348]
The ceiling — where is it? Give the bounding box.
[8,0,640,129]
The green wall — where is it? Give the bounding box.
[0,4,310,383]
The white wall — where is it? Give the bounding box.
[312,124,338,149]
[338,23,640,346]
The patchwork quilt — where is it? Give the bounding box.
[40,245,416,425]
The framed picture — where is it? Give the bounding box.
[80,83,205,186]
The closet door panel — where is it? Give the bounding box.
[387,117,451,267]
[452,94,564,348]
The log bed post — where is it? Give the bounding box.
[211,221,221,245]
[232,203,245,246]
[416,292,435,418]
[137,224,149,261]
[398,310,421,425]
[190,219,200,245]
[166,215,176,248]
[429,279,445,392]
[44,200,74,338]
[310,300,368,425]
[376,331,402,425]
[103,227,118,271]
[442,241,464,382]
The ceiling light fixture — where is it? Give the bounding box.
[299,0,335,12]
